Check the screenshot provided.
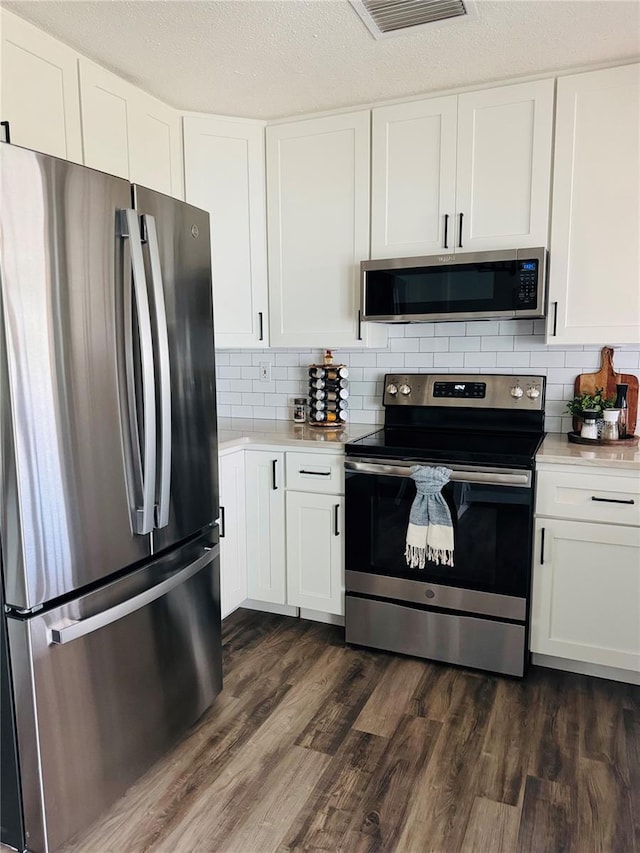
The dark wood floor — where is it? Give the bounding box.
[57,608,638,853]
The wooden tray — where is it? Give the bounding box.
[573,346,638,434]
[567,432,639,447]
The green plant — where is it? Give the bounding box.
[566,387,615,416]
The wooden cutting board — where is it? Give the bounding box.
[574,346,638,435]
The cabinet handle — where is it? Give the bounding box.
[1,121,10,144]
[540,527,545,565]
[551,302,558,337]
[334,504,340,536]
[357,309,363,341]
[219,506,226,538]
[591,496,635,505]
[258,311,264,341]
[299,469,331,476]
[443,213,449,249]
[458,213,464,248]
[272,459,278,490]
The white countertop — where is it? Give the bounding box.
[218,417,379,453]
[218,419,640,472]
[537,432,640,471]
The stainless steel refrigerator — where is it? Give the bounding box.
[0,143,222,853]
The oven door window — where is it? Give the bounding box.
[346,471,533,598]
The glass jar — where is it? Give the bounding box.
[293,398,307,423]
[580,409,599,440]
[601,409,619,441]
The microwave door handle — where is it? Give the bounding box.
[119,209,157,535]
[141,214,172,529]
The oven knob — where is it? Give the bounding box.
[510,385,524,399]
[527,386,540,399]
[399,384,412,396]
[386,383,398,396]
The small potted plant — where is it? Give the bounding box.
[566,388,615,434]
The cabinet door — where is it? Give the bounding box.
[79,59,131,178]
[531,518,640,671]
[245,451,286,604]
[286,492,344,616]
[80,59,181,196]
[455,79,554,252]
[547,64,640,345]
[267,112,385,348]
[371,96,457,259]
[183,116,268,347]
[128,90,182,198]
[0,10,82,162]
[219,452,247,619]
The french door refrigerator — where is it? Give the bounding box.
[0,143,222,853]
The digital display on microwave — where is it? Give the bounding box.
[521,262,536,271]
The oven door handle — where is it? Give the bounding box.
[344,459,532,487]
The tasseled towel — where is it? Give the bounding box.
[405,466,454,569]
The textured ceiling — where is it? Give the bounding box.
[3,0,640,119]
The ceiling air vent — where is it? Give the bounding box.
[350,0,478,39]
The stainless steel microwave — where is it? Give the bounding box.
[361,248,547,323]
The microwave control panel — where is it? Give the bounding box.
[516,261,538,306]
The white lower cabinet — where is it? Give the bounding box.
[218,451,248,619]
[531,518,640,671]
[286,492,344,616]
[532,465,640,677]
[245,450,286,604]
[239,448,345,619]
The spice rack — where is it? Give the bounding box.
[307,353,349,428]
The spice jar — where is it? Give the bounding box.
[580,409,599,440]
[601,409,620,441]
[293,398,307,423]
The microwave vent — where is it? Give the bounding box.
[350,0,477,39]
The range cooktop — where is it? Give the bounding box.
[345,372,547,470]
[345,427,545,469]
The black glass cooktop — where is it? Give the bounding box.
[345,427,544,469]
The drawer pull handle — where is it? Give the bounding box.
[591,496,635,505]
[299,469,331,476]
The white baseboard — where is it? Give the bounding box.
[242,599,299,617]
[531,653,640,685]
[299,608,345,626]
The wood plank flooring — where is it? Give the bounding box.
[53,608,639,853]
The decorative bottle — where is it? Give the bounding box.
[614,383,629,438]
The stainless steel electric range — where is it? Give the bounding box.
[344,373,546,677]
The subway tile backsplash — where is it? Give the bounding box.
[215,324,640,434]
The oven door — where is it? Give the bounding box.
[344,458,534,621]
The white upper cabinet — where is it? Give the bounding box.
[79,59,182,197]
[547,64,640,346]
[183,116,269,348]
[370,79,554,258]
[371,96,457,259]
[0,9,83,162]
[267,111,386,348]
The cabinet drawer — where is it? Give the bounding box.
[536,470,640,526]
[286,452,344,494]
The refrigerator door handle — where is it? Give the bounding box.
[142,214,172,529]
[119,209,157,535]
[48,545,220,645]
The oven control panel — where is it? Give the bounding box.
[433,381,486,399]
[383,374,545,410]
